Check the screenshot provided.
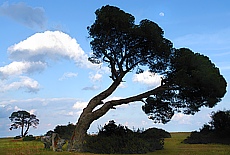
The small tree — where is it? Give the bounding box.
[9,110,39,137]
[210,110,230,137]
[184,110,230,144]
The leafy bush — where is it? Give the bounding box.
[22,135,36,141]
[142,127,171,139]
[83,120,168,154]
[184,110,230,144]
[54,123,75,140]
[14,135,21,139]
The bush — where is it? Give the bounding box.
[14,135,21,139]
[184,110,230,144]
[22,135,36,141]
[142,127,171,139]
[54,123,75,140]
[83,120,168,154]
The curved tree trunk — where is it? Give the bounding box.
[68,110,94,152]
[68,83,167,152]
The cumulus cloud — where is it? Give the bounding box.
[1,76,40,93]
[59,72,78,81]
[8,31,90,65]
[118,82,127,88]
[0,61,46,79]
[0,2,46,29]
[72,101,87,110]
[132,70,162,88]
[172,113,192,125]
[0,30,100,93]
[89,72,102,82]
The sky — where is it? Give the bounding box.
[0,0,230,137]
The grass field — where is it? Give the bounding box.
[0,132,230,155]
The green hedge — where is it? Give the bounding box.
[22,135,36,141]
[83,120,169,154]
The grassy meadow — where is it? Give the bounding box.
[0,132,230,155]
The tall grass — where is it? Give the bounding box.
[0,133,230,155]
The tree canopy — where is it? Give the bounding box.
[69,5,227,151]
[143,48,227,123]
[9,110,39,137]
[87,5,227,123]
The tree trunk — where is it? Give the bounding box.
[23,123,30,137]
[68,84,168,152]
[21,121,25,137]
[68,111,94,152]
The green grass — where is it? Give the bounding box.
[0,133,230,155]
[148,132,230,155]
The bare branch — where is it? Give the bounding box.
[92,85,168,120]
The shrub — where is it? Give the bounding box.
[14,135,21,139]
[54,123,75,140]
[22,135,36,141]
[83,120,167,154]
[142,127,171,139]
[184,110,230,144]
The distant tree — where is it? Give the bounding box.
[184,110,230,144]
[68,5,227,151]
[210,110,230,137]
[9,110,39,137]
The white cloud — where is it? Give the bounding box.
[0,61,46,79]
[8,31,94,68]
[59,72,78,81]
[172,113,192,125]
[89,72,102,82]
[0,30,100,93]
[1,76,40,93]
[0,2,46,29]
[118,82,127,88]
[14,106,21,111]
[29,109,36,115]
[132,70,161,88]
[72,101,87,110]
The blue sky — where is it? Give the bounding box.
[0,0,230,137]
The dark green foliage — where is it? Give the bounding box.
[142,127,171,139]
[14,135,21,139]
[142,97,174,124]
[184,110,230,144]
[44,130,54,137]
[87,5,226,127]
[54,123,75,140]
[88,5,173,81]
[22,135,36,141]
[210,110,230,137]
[83,120,169,154]
[143,48,227,123]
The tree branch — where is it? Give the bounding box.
[92,85,168,120]
[84,72,126,113]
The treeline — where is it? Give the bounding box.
[184,110,230,144]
